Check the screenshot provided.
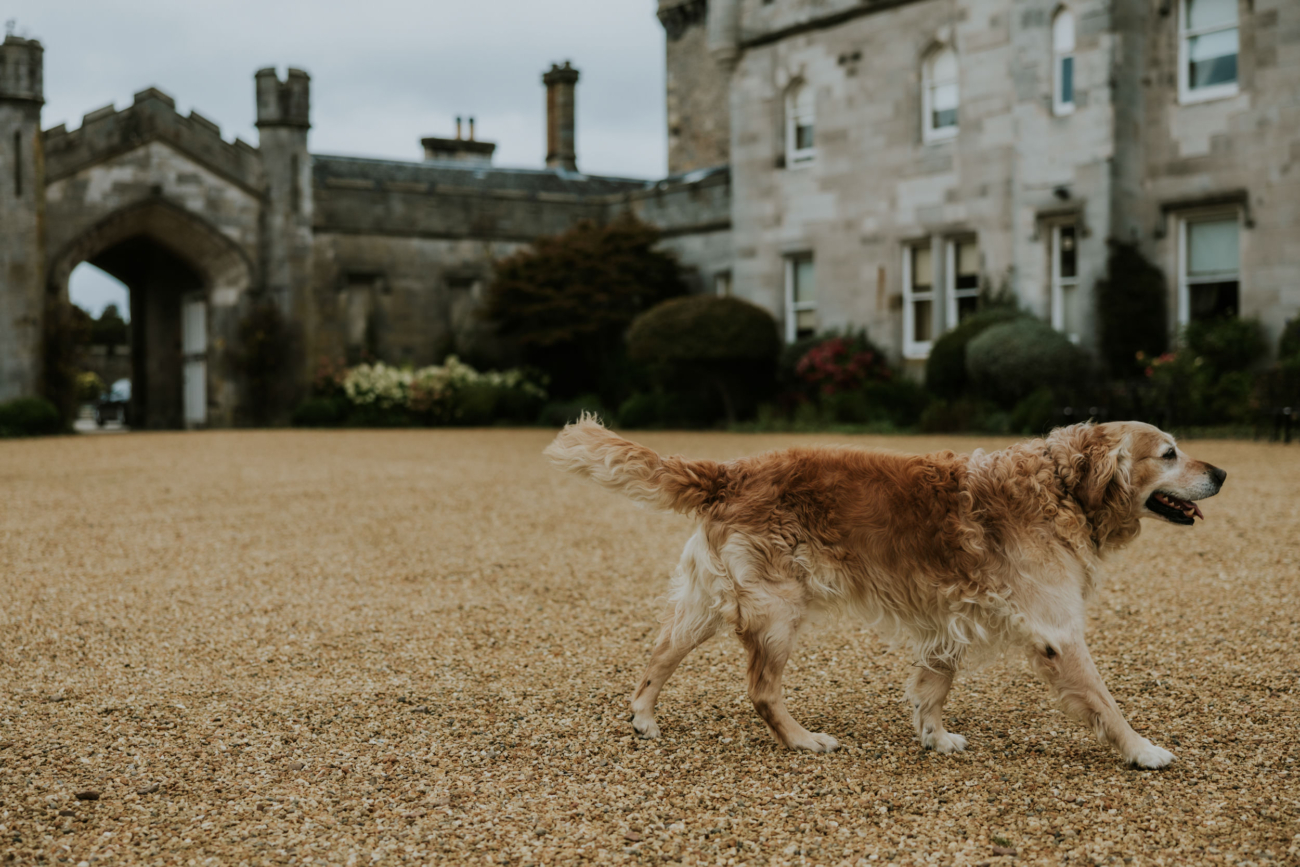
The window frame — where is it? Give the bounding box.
[714,270,733,297]
[1052,8,1076,116]
[786,84,816,167]
[902,242,936,359]
[1049,222,1082,343]
[944,237,980,330]
[784,253,816,342]
[921,47,959,144]
[1176,209,1241,326]
[1178,0,1240,105]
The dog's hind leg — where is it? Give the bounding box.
[907,662,967,753]
[629,611,717,739]
[740,614,839,753]
[1029,635,1174,769]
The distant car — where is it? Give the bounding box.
[96,379,131,427]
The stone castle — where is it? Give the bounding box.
[1,0,1296,428]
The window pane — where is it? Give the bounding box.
[1187,0,1237,31]
[956,295,979,322]
[1188,29,1237,88]
[1062,284,1081,338]
[795,308,817,338]
[955,241,979,290]
[794,258,815,304]
[1190,281,1239,320]
[912,246,933,289]
[932,80,959,113]
[931,49,957,83]
[1053,11,1075,52]
[1059,225,1078,279]
[793,86,814,117]
[912,299,933,342]
[795,121,814,151]
[1188,218,1238,276]
[1059,56,1074,105]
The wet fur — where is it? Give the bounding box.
[544,417,1225,768]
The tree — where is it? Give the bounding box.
[1096,242,1168,377]
[484,213,687,401]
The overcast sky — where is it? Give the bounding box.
[10,0,667,316]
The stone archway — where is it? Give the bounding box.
[50,198,255,429]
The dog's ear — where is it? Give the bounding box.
[1048,423,1137,546]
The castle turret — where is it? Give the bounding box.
[0,34,46,402]
[542,62,579,172]
[657,1,732,173]
[254,67,312,318]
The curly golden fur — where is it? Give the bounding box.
[545,417,1226,768]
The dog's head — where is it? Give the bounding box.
[1046,421,1226,547]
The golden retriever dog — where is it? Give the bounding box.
[545,417,1227,768]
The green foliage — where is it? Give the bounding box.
[627,296,781,424]
[1141,318,1268,424]
[233,299,296,426]
[538,394,610,428]
[1010,386,1060,436]
[76,371,107,403]
[1183,317,1267,374]
[0,397,64,437]
[290,397,349,427]
[917,398,1004,434]
[821,379,930,427]
[90,304,129,347]
[966,318,1093,408]
[924,308,1022,400]
[1280,318,1300,361]
[485,213,687,402]
[43,298,89,422]
[1096,242,1168,377]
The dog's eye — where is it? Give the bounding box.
[1162,449,1176,460]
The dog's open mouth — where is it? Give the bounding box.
[1145,491,1204,525]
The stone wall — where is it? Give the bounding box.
[660,0,732,173]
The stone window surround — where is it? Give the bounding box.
[1177,0,1240,105]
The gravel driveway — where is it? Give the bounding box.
[1,429,1297,865]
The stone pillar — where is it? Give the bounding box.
[542,62,579,172]
[0,34,46,402]
[254,67,312,315]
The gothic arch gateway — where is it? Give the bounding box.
[49,199,256,428]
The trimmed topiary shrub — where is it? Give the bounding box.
[924,308,1023,400]
[627,295,781,423]
[0,397,65,437]
[966,318,1093,408]
[1096,242,1168,377]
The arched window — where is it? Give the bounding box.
[785,83,815,165]
[922,47,959,142]
[1053,9,1076,115]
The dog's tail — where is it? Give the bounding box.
[543,413,726,517]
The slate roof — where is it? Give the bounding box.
[312,154,653,197]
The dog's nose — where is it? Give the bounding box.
[1208,465,1227,487]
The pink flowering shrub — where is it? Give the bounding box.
[794,335,892,397]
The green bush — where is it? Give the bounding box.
[617,392,671,429]
[1095,242,1168,377]
[1183,317,1267,375]
[1010,386,1060,435]
[966,318,1093,408]
[925,308,1022,399]
[917,398,1003,433]
[539,394,609,428]
[291,397,348,427]
[0,397,65,437]
[1280,318,1300,361]
[627,295,780,423]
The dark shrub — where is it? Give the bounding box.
[291,397,348,428]
[233,300,298,426]
[538,394,609,428]
[485,213,687,404]
[617,392,670,429]
[1183,317,1267,375]
[1096,242,1168,377]
[1280,318,1300,361]
[966,318,1093,408]
[925,308,1022,399]
[627,295,781,423]
[917,398,1001,433]
[1010,386,1060,436]
[0,397,65,437]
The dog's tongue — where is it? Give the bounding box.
[1190,501,1204,520]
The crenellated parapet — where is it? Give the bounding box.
[255,68,310,129]
[42,87,265,194]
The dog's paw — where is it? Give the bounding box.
[631,715,660,740]
[790,732,840,753]
[923,730,968,754]
[1127,740,1175,769]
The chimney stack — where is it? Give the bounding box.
[455,115,462,139]
[468,116,475,141]
[542,61,579,172]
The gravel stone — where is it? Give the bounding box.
[1,429,1297,865]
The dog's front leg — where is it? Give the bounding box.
[1030,636,1174,769]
